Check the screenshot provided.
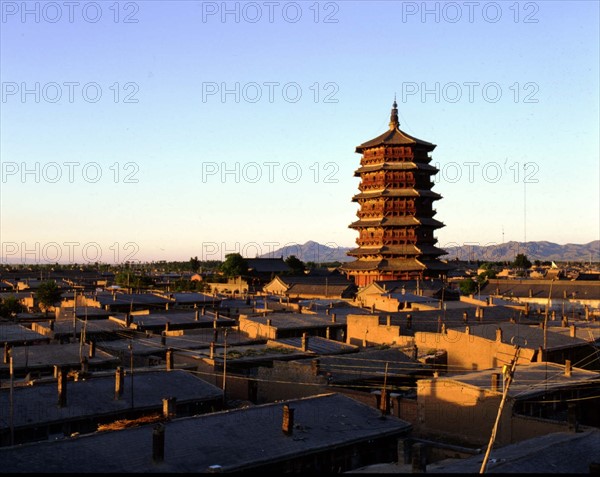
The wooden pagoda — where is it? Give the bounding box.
[341,100,453,287]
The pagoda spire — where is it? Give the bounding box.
[389,96,399,130]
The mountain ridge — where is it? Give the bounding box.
[259,240,600,263]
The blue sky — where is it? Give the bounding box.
[1,0,599,263]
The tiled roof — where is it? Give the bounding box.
[429,362,599,399]
[428,430,600,474]
[270,336,358,355]
[349,217,445,228]
[352,189,442,200]
[246,258,292,273]
[0,393,412,473]
[356,127,436,153]
[461,322,589,351]
[0,370,222,432]
[354,162,439,174]
[482,279,600,300]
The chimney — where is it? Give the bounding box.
[88,340,96,358]
[325,308,330,315]
[569,325,576,338]
[537,346,545,362]
[562,316,568,327]
[195,309,199,321]
[496,327,503,342]
[57,366,67,408]
[210,341,215,359]
[166,348,174,370]
[215,311,219,319]
[115,366,124,399]
[524,302,530,316]
[465,326,470,335]
[411,442,427,473]
[3,343,9,364]
[80,357,89,376]
[491,372,501,392]
[152,423,165,463]
[386,315,391,326]
[213,319,218,329]
[565,359,572,377]
[325,326,330,339]
[282,404,294,435]
[201,306,206,315]
[311,358,320,376]
[266,319,272,327]
[301,333,308,352]
[162,397,176,419]
[331,313,336,323]
[462,311,468,323]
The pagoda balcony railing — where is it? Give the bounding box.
[357,210,385,217]
[383,206,417,214]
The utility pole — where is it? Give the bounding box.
[480,346,521,474]
[380,361,389,417]
[128,341,134,409]
[543,279,554,353]
[9,348,14,446]
[222,328,228,404]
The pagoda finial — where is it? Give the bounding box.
[389,97,399,130]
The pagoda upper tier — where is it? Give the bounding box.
[341,100,453,287]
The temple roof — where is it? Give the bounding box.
[355,101,436,153]
[352,189,442,200]
[341,258,453,273]
[349,217,444,228]
[348,244,447,256]
[355,162,439,175]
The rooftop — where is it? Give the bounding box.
[0,393,411,473]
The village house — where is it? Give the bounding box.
[263,274,357,300]
[0,393,413,473]
[0,368,223,447]
[413,321,600,373]
[416,362,600,447]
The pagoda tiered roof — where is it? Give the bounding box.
[352,188,442,200]
[349,217,444,228]
[354,162,439,175]
[348,244,447,256]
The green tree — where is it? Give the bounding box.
[36,280,62,316]
[459,278,477,295]
[513,253,532,269]
[0,295,24,318]
[220,253,249,278]
[190,256,201,272]
[285,255,306,275]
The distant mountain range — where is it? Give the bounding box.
[261,240,600,263]
[441,240,599,263]
[259,241,354,263]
